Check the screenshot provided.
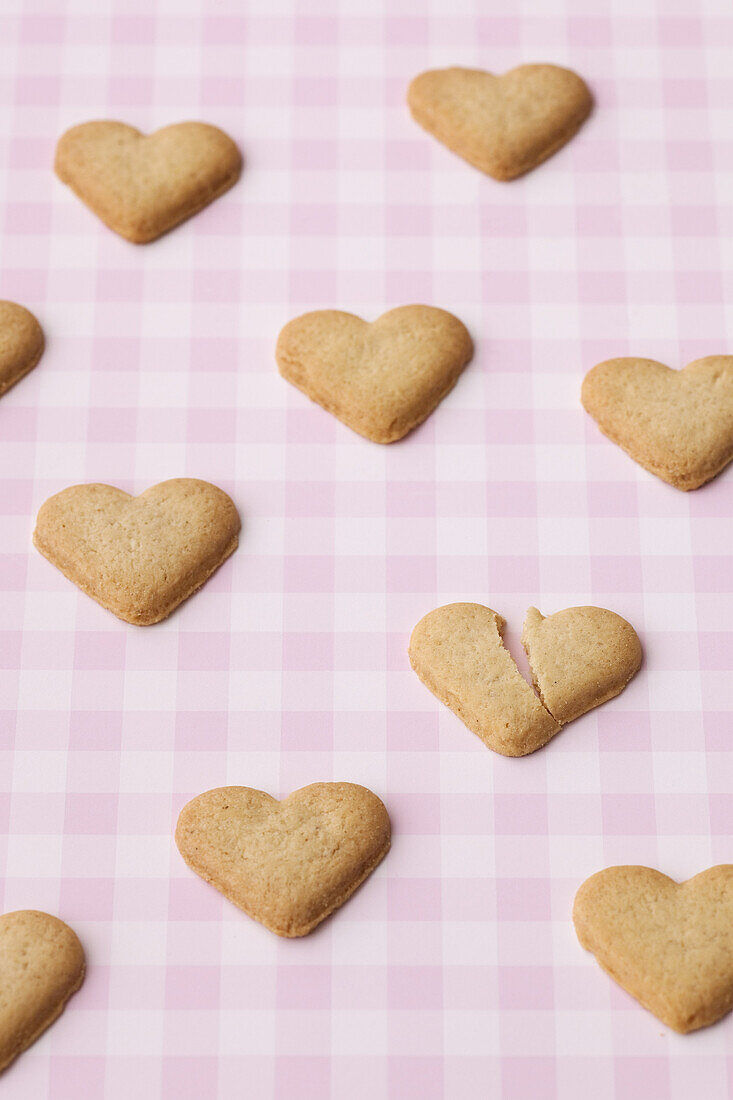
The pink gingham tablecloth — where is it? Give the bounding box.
[1,0,733,1097]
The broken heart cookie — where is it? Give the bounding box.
[0,301,44,397]
[522,605,642,725]
[582,355,733,490]
[55,120,242,242]
[276,305,473,443]
[0,910,85,1072]
[574,865,733,1033]
[408,602,641,756]
[33,478,240,625]
[175,783,391,937]
[407,64,592,181]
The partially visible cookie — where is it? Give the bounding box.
[521,606,642,725]
[175,783,391,937]
[407,64,592,181]
[0,302,44,397]
[276,305,473,443]
[0,910,85,1072]
[408,603,561,757]
[581,356,733,490]
[574,865,733,1033]
[55,120,242,243]
[33,478,240,625]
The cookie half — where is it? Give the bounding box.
[0,910,85,1072]
[408,64,592,181]
[582,355,733,490]
[574,865,733,1033]
[175,783,391,937]
[33,478,240,625]
[0,301,44,397]
[276,305,473,443]
[55,120,242,242]
[409,603,561,757]
[521,605,642,725]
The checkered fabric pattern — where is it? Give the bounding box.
[1,0,732,1096]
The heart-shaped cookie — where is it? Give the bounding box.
[176,783,391,937]
[582,356,733,490]
[0,301,44,397]
[0,910,85,1072]
[407,64,592,181]
[33,478,240,625]
[409,603,641,756]
[521,606,642,724]
[55,120,242,243]
[574,866,733,1033]
[276,305,473,443]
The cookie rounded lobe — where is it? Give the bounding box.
[276,304,473,443]
[0,910,85,1072]
[175,783,391,937]
[55,120,243,243]
[32,478,241,625]
[0,301,44,397]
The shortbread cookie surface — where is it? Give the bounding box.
[581,356,733,490]
[408,603,561,757]
[276,305,473,443]
[0,910,85,1072]
[407,64,592,181]
[522,606,642,724]
[55,120,242,243]
[574,865,733,1033]
[175,783,391,937]
[33,478,240,625]
[0,301,44,397]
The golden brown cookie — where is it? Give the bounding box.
[276,305,473,443]
[581,355,733,490]
[175,783,391,937]
[33,478,240,625]
[521,606,642,725]
[0,910,85,1072]
[407,64,592,181]
[409,602,641,756]
[408,603,561,757]
[55,120,242,243]
[574,865,733,1033]
[0,301,44,397]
